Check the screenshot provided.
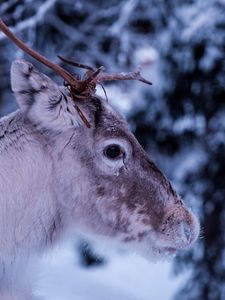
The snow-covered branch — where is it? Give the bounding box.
[0,0,56,41]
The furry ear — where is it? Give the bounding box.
[11,59,88,131]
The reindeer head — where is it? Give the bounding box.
[1,17,199,259]
[11,59,199,259]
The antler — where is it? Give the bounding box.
[57,55,152,86]
[0,18,152,128]
[0,18,77,88]
[96,69,152,85]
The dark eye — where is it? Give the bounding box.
[104,144,123,159]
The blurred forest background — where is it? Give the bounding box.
[0,0,224,299]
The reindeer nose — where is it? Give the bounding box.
[181,221,192,244]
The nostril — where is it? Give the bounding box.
[181,221,192,243]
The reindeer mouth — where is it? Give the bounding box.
[146,234,178,257]
[151,245,177,258]
[159,247,177,256]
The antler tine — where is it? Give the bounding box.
[0,18,77,88]
[95,69,152,86]
[58,55,95,72]
[84,66,105,83]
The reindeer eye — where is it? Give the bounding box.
[104,145,123,159]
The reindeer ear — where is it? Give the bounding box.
[11,59,85,131]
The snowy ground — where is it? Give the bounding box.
[36,239,189,300]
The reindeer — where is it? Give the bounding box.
[0,19,199,300]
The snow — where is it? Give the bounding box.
[0,0,56,41]
[96,84,146,115]
[109,0,138,36]
[134,47,159,67]
[36,239,188,300]
[173,114,206,135]
[173,146,207,183]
